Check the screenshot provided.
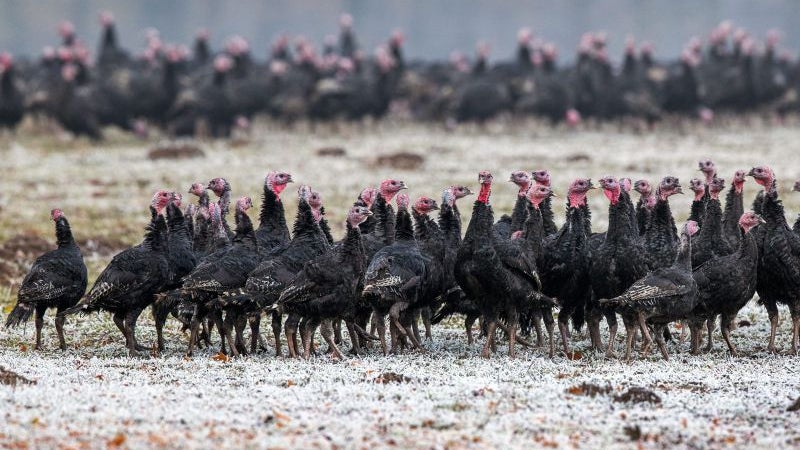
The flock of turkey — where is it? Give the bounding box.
[1,13,800,140]
[6,160,800,361]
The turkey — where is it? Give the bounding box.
[539,178,594,356]
[181,196,259,357]
[454,171,553,358]
[207,177,233,239]
[600,221,700,361]
[255,171,293,252]
[152,193,198,352]
[588,176,649,357]
[793,179,800,236]
[692,177,734,268]
[748,166,800,354]
[642,176,682,270]
[276,205,374,359]
[0,53,25,132]
[362,178,407,259]
[532,170,558,236]
[245,186,331,356]
[60,191,172,356]
[362,193,428,354]
[633,179,656,236]
[493,170,532,238]
[6,209,87,350]
[722,170,748,246]
[409,196,445,342]
[688,178,707,228]
[690,212,764,356]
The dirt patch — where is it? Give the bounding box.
[374,152,425,170]
[788,396,800,412]
[373,372,412,384]
[566,382,613,397]
[565,153,592,162]
[148,141,205,160]
[614,387,662,405]
[0,233,53,285]
[316,146,347,157]
[0,366,35,386]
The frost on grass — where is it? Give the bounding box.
[2,122,800,447]
[1,303,800,448]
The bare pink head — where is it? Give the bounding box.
[599,176,621,205]
[509,171,532,195]
[189,182,206,197]
[565,108,581,127]
[359,187,378,208]
[708,177,725,200]
[396,192,410,210]
[151,190,172,214]
[51,209,64,221]
[207,178,228,197]
[658,176,683,201]
[567,178,594,208]
[634,179,652,198]
[698,159,716,182]
[99,11,114,27]
[450,185,473,200]
[266,171,293,196]
[748,166,775,190]
[59,21,75,38]
[413,196,439,215]
[689,178,705,201]
[347,205,372,228]
[61,63,77,82]
[526,184,553,209]
[236,196,253,213]
[379,179,408,202]
[477,171,493,204]
[339,13,353,29]
[213,55,232,73]
[733,170,747,194]
[619,178,633,193]
[532,170,550,186]
[684,220,700,237]
[738,212,765,234]
[171,192,183,208]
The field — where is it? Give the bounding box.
[1,118,800,448]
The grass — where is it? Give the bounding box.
[1,118,800,448]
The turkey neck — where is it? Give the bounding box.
[761,186,788,228]
[54,217,76,248]
[699,199,724,238]
[463,200,493,246]
[144,214,168,252]
[605,197,635,244]
[689,199,706,228]
[318,207,334,245]
[257,187,289,239]
[233,209,256,247]
[291,199,318,238]
[1,67,14,93]
[737,228,759,262]
[675,232,693,270]
[540,196,557,236]
[509,195,529,233]
[646,198,677,241]
[197,191,210,208]
[372,196,396,246]
[522,207,544,258]
[101,24,117,48]
[724,183,744,220]
[413,210,435,241]
[438,203,462,246]
[342,221,366,270]
[395,208,415,241]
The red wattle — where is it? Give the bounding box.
[477,184,491,204]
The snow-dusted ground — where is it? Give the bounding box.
[2,120,800,448]
[1,302,799,449]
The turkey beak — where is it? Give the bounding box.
[674,186,684,195]
[430,202,439,211]
[286,175,294,184]
[549,191,559,198]
[366,210,373,216]
[463,188,474,196]
[399,182,408,190]
[746,168,757,177]
[758,216,766,224]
